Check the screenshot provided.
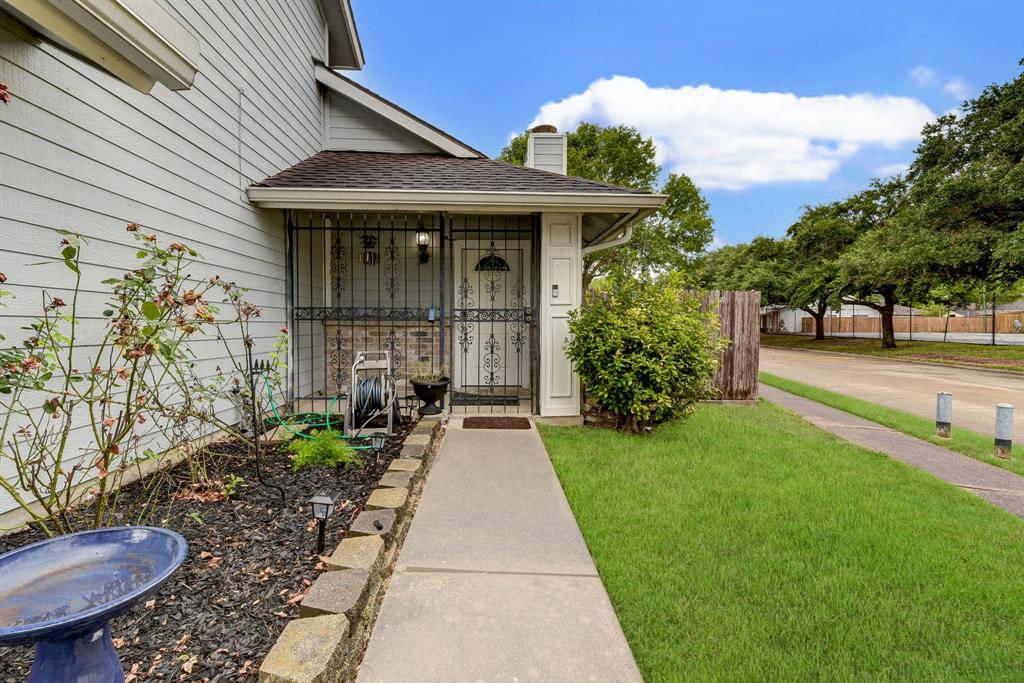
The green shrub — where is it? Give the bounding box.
[287,429,360,471]
[567,274,724,433]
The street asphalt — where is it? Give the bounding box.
[760,346,1023,439]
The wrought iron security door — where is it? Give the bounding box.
[452,238,531,406]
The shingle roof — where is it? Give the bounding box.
[253,151,651,195]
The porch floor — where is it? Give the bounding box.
[355,419,641,682]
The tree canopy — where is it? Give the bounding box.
[500,122,713,289]
[700,61,1024,349]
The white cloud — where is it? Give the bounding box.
[528,76,935,191]
[874,162,911,177]
[910,65,938,86]
[943,77,970,100]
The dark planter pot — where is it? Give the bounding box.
[411,377,450,416]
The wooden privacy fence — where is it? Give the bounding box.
[802,311,1024,335]
[694,290,760,400]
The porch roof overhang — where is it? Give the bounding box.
[247,151,666,248]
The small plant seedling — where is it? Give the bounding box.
[222,474,244,498]
[187,511,205,526]
[287,429,360,471]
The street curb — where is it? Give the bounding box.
[761,345,1024,379]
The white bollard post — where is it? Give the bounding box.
[936,392,953,438]
[995,403,1014,459]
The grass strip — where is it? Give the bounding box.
[540,403,1024,681]
[760,371,1024,475]
[760,333,1024,373]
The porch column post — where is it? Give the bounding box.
[539,213,582,417]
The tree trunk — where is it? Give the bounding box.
[801,305,828,340]
[879,300,896,349]
[813,312,826,340]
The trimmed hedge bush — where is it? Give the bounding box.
[567,275,723,433]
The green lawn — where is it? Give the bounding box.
[761,333,1024,373]
[539,404,1024,681]
[760,371,1024,474]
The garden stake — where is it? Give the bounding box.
[247,345,286,505]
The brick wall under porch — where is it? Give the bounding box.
[323,322,443,395]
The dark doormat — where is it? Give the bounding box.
[462,416,532,430]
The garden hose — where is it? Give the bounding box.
[261,375,397,448]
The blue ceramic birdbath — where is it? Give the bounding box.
[0,526,187,682]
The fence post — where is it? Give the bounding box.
[992,299,997,346]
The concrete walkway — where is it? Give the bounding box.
[761,346,1023,437]
[356,420,642,682]
[761,383,1024,519]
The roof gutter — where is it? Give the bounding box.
[582,208,648,255]
[246,186,666,214]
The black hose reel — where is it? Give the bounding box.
[347,351,399,435]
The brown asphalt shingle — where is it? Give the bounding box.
[253,151,650,195]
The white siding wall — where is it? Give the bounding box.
[324,90,437,153]
[0,1,328,515]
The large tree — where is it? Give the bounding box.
[500,123,713,289]
[834,178,938,348]
[909,60,1024,289]
[785,201,860,340]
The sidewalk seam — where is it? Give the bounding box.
[398,565,599,578]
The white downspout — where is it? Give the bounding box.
[581,209,641,256]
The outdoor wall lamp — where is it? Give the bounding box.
[361,234,379,266]
[416,230,430,264]
[308,490,342,554]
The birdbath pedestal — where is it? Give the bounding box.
[0,526,188,682]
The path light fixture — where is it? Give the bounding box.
[308,490,342,554]
[370,432,387,466]
[416,229,430,264]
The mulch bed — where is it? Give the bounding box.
[0,422,411,682]
[462,416,531,430]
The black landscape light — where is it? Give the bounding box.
[308,490,342,554]
[371,433,386,453]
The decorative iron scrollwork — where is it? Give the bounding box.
[483,333,501,386]
[294,307,433,321]
[452,308,532,323]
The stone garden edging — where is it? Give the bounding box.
[258,415,446,683]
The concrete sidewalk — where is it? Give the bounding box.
[356,420,642,682]
[761,383,1024,519]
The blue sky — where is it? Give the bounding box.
[351,0,1022,246]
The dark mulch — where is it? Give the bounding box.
[462,416,532,430]
[0,423,411,682]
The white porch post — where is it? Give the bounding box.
[539,213,582,416]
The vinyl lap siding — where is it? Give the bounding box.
[324,90,438,153]
[0,0,328,515]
